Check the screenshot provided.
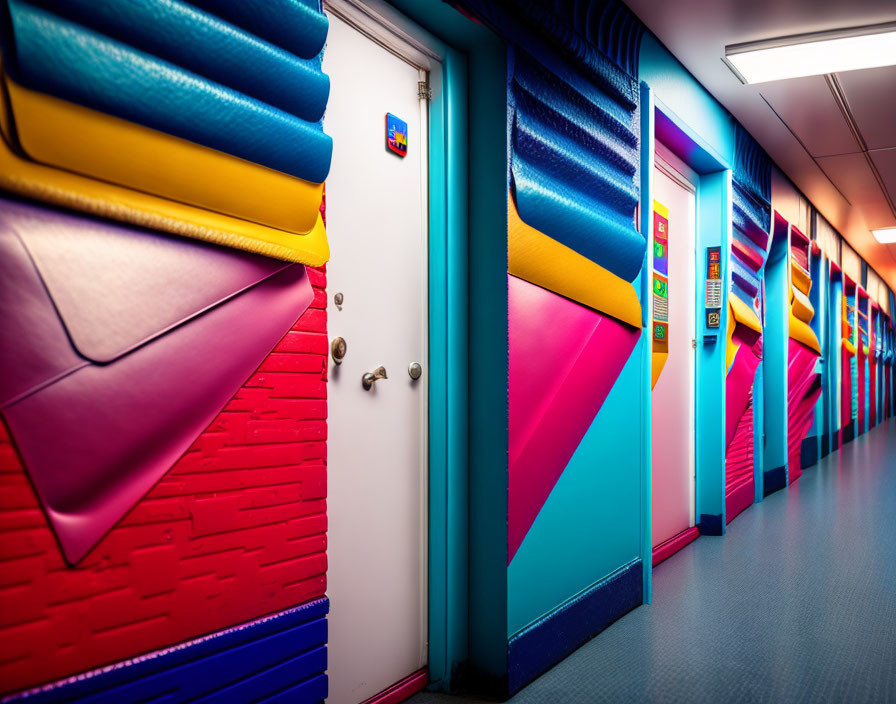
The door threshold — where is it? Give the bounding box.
[360,668,427,704]
[652,525,699,566]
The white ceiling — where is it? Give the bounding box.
[624,0,896,289]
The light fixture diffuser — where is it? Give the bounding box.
[872,228,896,244]
[725,22,896,84]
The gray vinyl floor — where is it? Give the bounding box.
[411,418,896,704]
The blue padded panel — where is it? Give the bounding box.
[2,0,332,183]
[510,49,644,282]
[188,0,328,61]
[730,125,771,291]
[457,0,645,78]
[507,559,642,695]
[9,599,328,704]
[30,0,329,122]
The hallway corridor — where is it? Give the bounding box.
[413,420,896,704]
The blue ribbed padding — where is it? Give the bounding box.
[510,48,644,282]
[29,0,329,122]
[188,0,328,60]
[1,0,331,183]
[455,0,644,78]
[731,124,772,306]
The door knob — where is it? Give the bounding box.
[331,337,347,365]
[362,366,387,390]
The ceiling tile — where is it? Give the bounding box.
[869,148,896,209]
[760,75,861,157]
[816,152,894,227]
[837,66,896,151]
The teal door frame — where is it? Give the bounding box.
[388,0,508,691]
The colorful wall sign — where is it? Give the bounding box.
[386,112,408,156]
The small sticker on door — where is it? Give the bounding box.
[386,113,408,157]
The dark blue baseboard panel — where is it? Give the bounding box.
[821,432,830,459]
[697,514,723,536]
[507,559,642,695]
[800,436,818,469]
[6,598,329,704]
[763,466,786,496]
[842,424,855,444]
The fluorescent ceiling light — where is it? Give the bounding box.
[872,228,896,244]
[725,22,896,84]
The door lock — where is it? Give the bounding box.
[362,366,387,390]
[408,362,423,380]
[331,337,347,365]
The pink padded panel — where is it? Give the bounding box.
[508,275,639,563]
[0,199,313,563]
[726,393,754,524]
[787,338,822,484]
[725,341,762,449]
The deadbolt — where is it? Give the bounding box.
[408,362,423,380]
[331,336,347,364]
[362,366,388,390]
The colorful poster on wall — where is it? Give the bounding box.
[653,203,670,342]
[385,113,408,157]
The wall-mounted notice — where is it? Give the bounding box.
[653,204,670,342]
[705,246,722,308]
[705,245,722,330]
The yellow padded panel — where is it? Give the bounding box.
[791,261,812,296]
[651,351,668,389]
[508,195,642,328]
[0,75,328,265]
[791,285,815,324]
[789,312,821,354]
[842,338,857,356]
[730,294,762,337]
[726,304,739,371]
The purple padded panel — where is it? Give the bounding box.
[0,198,313,564]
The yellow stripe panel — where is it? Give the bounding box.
[0,120,329,265]
[843,338,857,356]
[651,352,668,389]
[789,312,821,354]
[791,285,815,324]
[726,303,739,371]
[791,261,812,296]
[653,200,669,219]
[508,195,642,328]
[730,294,762,336]
[7,77,324,238]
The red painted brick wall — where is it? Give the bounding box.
[0,267,328,695]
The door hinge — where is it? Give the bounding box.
[417,80,432,101]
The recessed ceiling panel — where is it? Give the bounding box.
[816,152,893,226]
[837,66,896,151]
[759,75,860,157]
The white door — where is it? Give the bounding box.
[323,8,429,704]
[651,145,697,546]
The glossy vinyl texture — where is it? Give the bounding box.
[29,0,330,122]
[0,198,314,564]
[2,0,332,183]
[510,48,644,282]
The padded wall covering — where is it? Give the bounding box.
[786,228,821,482]
[505,34,644,565]
[0,0,332,264]
[0,198,328,694]
[725,125,771,517]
